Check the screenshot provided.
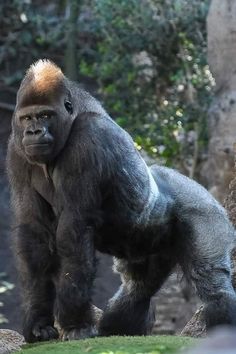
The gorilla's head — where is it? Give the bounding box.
[13,59,77,164]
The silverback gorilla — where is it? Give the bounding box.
[7,59,236,342]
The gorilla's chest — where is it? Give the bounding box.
[31,166,55,207]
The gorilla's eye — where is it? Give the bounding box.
[40,114,51,120]
[64,100,73,115]
[20,115,31,122]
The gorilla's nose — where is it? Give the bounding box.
[25,126,46,137]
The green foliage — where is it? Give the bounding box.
[0,0,212,169]
[80,0,212,168]
[0,273,14,324]
[20,335,195,354]
[0,1,65,83]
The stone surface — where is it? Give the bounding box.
[181,305,206,338]
[0,329,25,354]
[185,328,236,354]
[153,272,201,335]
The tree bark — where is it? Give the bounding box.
[64,0,81,81]
[202,0,236,203]
[182,0,236,336]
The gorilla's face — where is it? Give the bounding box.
[17,105,55,159]
[13,96,74,164]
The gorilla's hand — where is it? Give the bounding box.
[23,317,59,343]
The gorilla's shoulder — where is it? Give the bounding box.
[70,112,133,149]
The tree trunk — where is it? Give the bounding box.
[202,0,236,203]
[182,0,236,336]
[64,0,81,80]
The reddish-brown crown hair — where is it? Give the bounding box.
[26,59,64,94]
[17,59,66,107]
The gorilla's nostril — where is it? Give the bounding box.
[34,129,42,135]
[26,130,34,135]
[26,127,46,136]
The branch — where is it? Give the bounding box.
[0,102,15,111]
[0,84,17,94]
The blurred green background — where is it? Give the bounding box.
[0,0,212,172]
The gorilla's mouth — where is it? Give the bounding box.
[24,142,53,155]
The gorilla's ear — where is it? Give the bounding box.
[64,99,73,115]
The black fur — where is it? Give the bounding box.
[7,61,236,342]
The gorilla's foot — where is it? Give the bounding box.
[61,325,98,341]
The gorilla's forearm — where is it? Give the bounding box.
[55,210,96,334]
[14,223,58,342]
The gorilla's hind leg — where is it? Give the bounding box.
[99,253,175,336]
[189,255,236,330]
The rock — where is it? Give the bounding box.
[0,329,25,354]
[181,305,206,337]
[153,272,201,335]
[185,327,236,354]
[92,304,103,323]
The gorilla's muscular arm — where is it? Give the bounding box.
[54,174,98,339]
[50,116,104,338]
[7,142,58,342]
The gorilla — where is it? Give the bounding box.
[7,59,236,342]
